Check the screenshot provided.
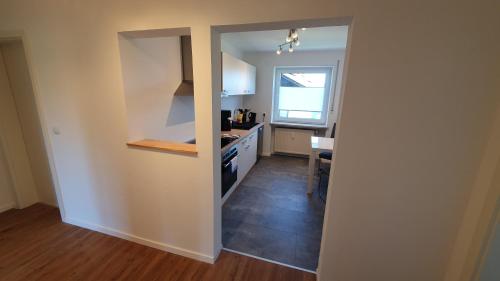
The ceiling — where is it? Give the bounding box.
[221,26,348,53]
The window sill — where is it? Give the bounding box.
[270,122,328,130]
[127,139,198,156]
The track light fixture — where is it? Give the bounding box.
[276,28,302,55]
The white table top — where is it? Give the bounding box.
[311,136,334,151]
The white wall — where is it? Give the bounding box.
[118,36,196,143]
[243,50,345,155]
[1,41,57,206]
[0,1,498,280]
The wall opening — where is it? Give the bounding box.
[118,27,198,155]
[211,17,353,272]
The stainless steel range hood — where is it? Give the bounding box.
[174,35,194,96]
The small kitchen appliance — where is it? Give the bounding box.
[221,110,232,131]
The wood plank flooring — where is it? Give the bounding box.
[0,204,316,281]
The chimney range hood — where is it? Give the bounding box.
[174,36,194,96]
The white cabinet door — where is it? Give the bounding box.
[222,52,244,95]
[246,131,258,166]
[237,131,258,183]
[243,63,256,95]
[222,52,256,96]
[237,137,249,183]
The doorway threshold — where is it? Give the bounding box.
[222,247,317,274]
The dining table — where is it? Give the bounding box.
[307,136,335,194]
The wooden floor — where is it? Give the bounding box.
[0,204,316,281]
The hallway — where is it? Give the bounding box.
[0,204,315,281]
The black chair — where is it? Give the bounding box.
[319,122,335,161]
[317,123,336,201]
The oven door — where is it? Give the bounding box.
[222,152,238,198]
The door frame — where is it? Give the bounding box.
[210,17,354,275]
[0,30,66,218]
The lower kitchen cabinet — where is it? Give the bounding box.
[237,131,258,185]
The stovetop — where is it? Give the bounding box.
[221,134,240,148]
[231,122,259,130]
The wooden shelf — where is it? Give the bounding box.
[127,139,197,156]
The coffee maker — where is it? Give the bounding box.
[221,110,232,131]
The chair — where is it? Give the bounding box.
[317,123,336,201]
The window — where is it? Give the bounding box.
[272,67,333,125]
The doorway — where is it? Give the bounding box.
[0,37,57,212]
[213,18,351,272]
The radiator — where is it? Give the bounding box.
[273,127,314,155]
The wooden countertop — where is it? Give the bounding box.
[127,139,197,156]
[221,122,264,153]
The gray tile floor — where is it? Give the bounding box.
[222,155,326,271]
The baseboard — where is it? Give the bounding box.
[261,152,272,157]
[63,216,215,264]
[0,202,16,213]
[272,152,308,158]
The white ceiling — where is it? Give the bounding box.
[221,26,348,53]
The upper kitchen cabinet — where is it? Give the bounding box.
[222,52,256,96]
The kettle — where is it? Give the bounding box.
[248,112,257,123]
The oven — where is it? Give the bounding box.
[221,145,238,198]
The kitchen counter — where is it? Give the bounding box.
[221,122,264,153]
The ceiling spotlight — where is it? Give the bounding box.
[288,44,294,53]
[276,47,282,55]
[301,27,306,31]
